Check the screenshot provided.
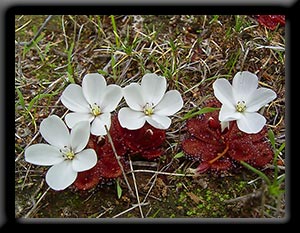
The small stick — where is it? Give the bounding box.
[24,186,50,218]
[129,157,144,218]
[128,169,194,177]
[223,189,263,203]
[17,15,53,47]
[112,202,149,218]
[141,169,159,204]
[104,125,135,198]
[15,100,67,162]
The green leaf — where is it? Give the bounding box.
[182,107,219,121]
[174,151,185,159]
[240,161,271,185]
[268,129,275,149]
[27,93,57,112]
[110,15,120,48]
[278,142,285,153]
[67,42,75,84]
[97,69,109,76]
[116,179,122,199]
[16,88,26,110]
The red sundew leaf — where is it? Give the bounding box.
[98,139,127,158]
[245,126,268,143]
[255,15,285,30]
[182,138,225,161]
[122,122,166,153]
[196,161,211,173]
[205,98,222,108]
[86,135,105,155]
[97,152,124,179]
[186,118,222,146]
[227,140,256,162]
[226,122,268,143]
[248,141,274,167]
[141,149,164,160]
[73,164,102,190]
[210,159,232,172]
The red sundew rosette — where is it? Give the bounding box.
[117,117,166,160]
[255,15,285,30]
[182,117,233,173]
[182,99,274,173]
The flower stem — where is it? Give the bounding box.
[209,144,229,164]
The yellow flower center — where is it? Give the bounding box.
[91,103,101,116]
[236,101,246,113]
[143,103,154,116]
[61,147,75,160]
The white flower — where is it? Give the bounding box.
[24,115,97,191]
[118,73,183,130]
[213,71,277,134]
[61,73,123,136]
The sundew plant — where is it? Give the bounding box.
[15,15,286,219]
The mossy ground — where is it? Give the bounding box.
[15,14,286,220]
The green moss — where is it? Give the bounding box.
[160,175,253,218]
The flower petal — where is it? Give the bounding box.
[219,105,241,122]
[82,73,107,105]
[237,112,266,134]
[64,112,94,129]
[155,90,183,116]
[90,112,111,135]
[45,160,77,191]
[71,121,91,153]
[118,107,146,130]
[72,149,97,172]
[246,88,277,112]
[141,73,166,105]
[40,115,70,149]
[232,71,258,102]
[221,121,230,132]
[61,84,90,113]
[123,83,144,111]
[213,78,235,108]
[25,144,64,166]
[146,114,171,129]
[101,84,123,112]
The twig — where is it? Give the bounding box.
[16,15,53,46]
[129,157,144,218]
[61,15,69,50]
[96,206,114,218]
[24,186,50,218]
[104,125,135,198]
[128,169,193,177]
[15,99,66,162]
[15,131,40,162]
[223,189,263,203]
[21,164,32,190]
[112,202,150,218]
[141,168,159,203]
